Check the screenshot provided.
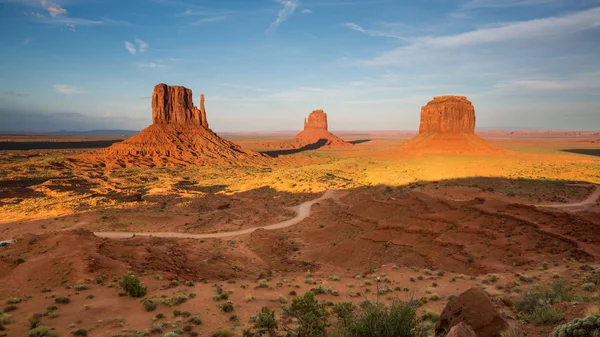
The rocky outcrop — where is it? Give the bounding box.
[436,287,508,337]
[294,109,351,149]
[419,96,475,134]
[446,323,478,337]
[74,84,266,168]
[400,96,502,156]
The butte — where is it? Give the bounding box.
[294,109,351,149]
[400,96,502,155]
[74,83,267,168]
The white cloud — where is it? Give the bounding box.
[135,62,166,68]
[495,72,600,91]
[192,16,227,25]
[30,11,45,19]
[344,22,408,40]
[361,7,600,66]
[461,0,561,9]
[125,41,136,54]
[53,84,86,95]
[135,37,148,53]
[301,9,312,14]
[125,38,149,54]
[40,0,67,17]
[267,0,299,33]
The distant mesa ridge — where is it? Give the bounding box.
[71,83,267,168]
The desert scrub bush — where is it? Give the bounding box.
[519,275,534,283]
[501,323,525,337]
[55,297,71,304]
[333,299,422,337]
[582,283,596,292]
[187,316,202,325]
[3,306,16,313]
[143,299,157,312]
[243,306,279,337]
[151,322,163,333]
[254,281,270,289]
[329,275,341,281]
[0,313,11,325]
[550,315,600,337]
[74,283,88,291]
[5,298,21,304]
[221,301,234,313]
[26,326,57,337]
[211,328,233,337]
[527,304,563,325]
[171,295,187,305]
[515,280,573,318]
[163,332,182,337]
[245,293,255,302]
[120,272,147,298]
[73,329,88,336]
[429,293,441,301]
[282,292,329,336]
[421,309,440,323]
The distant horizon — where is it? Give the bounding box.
[1,0,600,131]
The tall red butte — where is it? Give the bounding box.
[294,109,351,148]
[400,96,502,155]
[74,84,267,168]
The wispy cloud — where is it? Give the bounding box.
[135,62,166,69]
[495,72,600,91]
[267,0,299,33]
[125,38,149,54]
[6,92,29,98]
[40,0,66,17]
[22,38,31,45]
[461,0,561,9]
[301,9,312,14]
[360,7,600,66]
[191,15,228,25]
[344,22,408,40]
[53,84,86,95]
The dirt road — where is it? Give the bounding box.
[94,189,346,239]
[535,184,600,209]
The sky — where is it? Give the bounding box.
[1,0,599,132]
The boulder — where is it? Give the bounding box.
[436,287,508,337]
[446,322,478,337]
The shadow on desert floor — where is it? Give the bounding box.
[260,138,329,157]
[0,140,123,150]
[349,139,371,145]
[561,149,600,157]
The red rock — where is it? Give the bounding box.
[436,287,508,337]
[294,109,351,149]
[74,84,266,168]
[446,322,478,337]
[419,96,475,134]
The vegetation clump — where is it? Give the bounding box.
[550,315,600,337]
[119,272,147,298]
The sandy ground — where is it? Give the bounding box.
[0,133,599,336]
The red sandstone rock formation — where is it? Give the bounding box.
[400,96,502,155]
[436,287,508,337]
[74,84,266,168]
[294,109,351,149]
[419,96,475,134]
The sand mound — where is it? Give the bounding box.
[73,84,267,168]
[401,96,503,156]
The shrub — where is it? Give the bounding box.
[74,283,88,291]
[211,328,233,337]
[172,295,188,305]
[243,306,278,337]
[550,315,600,337]
[582,283,596,292]
[527,304,563,325]
[421,309,440,323]
[55,297,70,304]
[515,280,573,317]
[3,306,16,313]
[26,326,57,337]
[283,292,329,337]
[429,293,440,301]
[187,316,202,325]
[151,323,163,333]
[47,310,60,318]
[221,302,234,313]
[0,314,11,325]
[143,299,157,312]
[501,323,525,337]
[73,329,88,336]
[120,272,147,298]
[5,298,20,304]
[163,332,182,337]
[155,313,165,319]
[333,299,422,337]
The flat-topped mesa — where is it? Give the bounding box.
[419,95,475,134]
[152,83,207,126]
[304,109,328,131]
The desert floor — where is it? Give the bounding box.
[0,133,599,337]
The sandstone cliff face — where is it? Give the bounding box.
[419,96,475,134]
[304,109,328,131]
[152,83,207,126]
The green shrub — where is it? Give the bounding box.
[151,322,163,333]
[527,304,563,326]
[73,329,88,336]
[283,292,329,337]
[421,309,440,323]
[501,323,525,337]
[550,315,600,337]
[0,313,11,325]
[55,297,70,304]
[582,283,596,292]
[171,295,187,305]
[26,326,57,337]
[221,302,234,313]
[333,299,422,337]
[429,293,440,301]
[243,306,278,337]
[515,280,573,317]
[5,298,20,304]
[143,299,157,312]
[74,283,88,291]
[163,332,181,337]
[2,306,16,313]
[187,316,202,325]
[211,328,233,337]
[119,272,147,298]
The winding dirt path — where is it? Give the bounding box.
[94,189,347,239]
[534,184,600,209]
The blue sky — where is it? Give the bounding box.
[1,0,599,132]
